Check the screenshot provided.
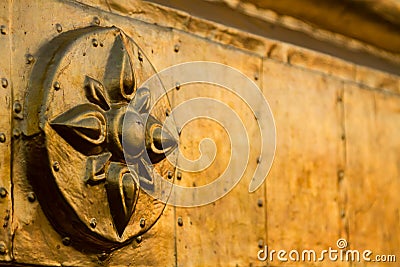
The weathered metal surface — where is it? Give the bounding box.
[344,86,400,266]
[0,0,398,266]
[0,0,12,262]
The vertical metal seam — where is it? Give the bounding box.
[8,0,14,261]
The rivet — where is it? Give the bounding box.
[0,25,7,35]
[338,170,345,179]
[176,171,182,181]
[177,217,183,226]
[340,210,346,218]
[256,156,261,164]
[139,218,146,228]
[254,74,259,81]
[0,133,5,143]
[138,52,143,62]
[258,239,264,248]
[257,199,263,207]
[1,78,8,88]
[93,17,100,25]
[167,171,173,179]
[92,38,98,47]
[174,44,180,53]
[98,252,108,261]
[0,188,7,198]
[12,129,21,139]
[53,81,61,91]
[90,218,97,228]
[175,82,180,90]
[135,235,142,243]
[62,237,71,246]
[26,54,34,64]
[55,23,62,33]
[27,192,36,203]
[165,109,170,117]
[53,161,60,172]
[13,102,22,114]
[0,241,6,254]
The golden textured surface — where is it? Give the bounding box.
[0,0,398,266]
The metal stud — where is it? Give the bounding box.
[0,242,6,254]
[167,171,173,179]
[53,161,60,172]
[177,171,182,181]
[174,44,180,53]
[0,188,7,198]
[26,54,34,64]
[90,218,97,228]
[0,133,5,143]
[13,102,22,114]
[53,81,61,91]
[62,237,71,246]
[1,78,8,88]
[27,192,36,203]
[93,17,100,25]
[338,170,345,179]
[12,129,21,139]
[165,109,171,117]
[258,239,264,248]
[138,52,143,62]
[177,217,183,226]
[55,23,62,33]
[139,218,146,228]
[92,39,98,47]
[175,82,181,90]
[136,236,142,243]
[0,25,7,35]
[98,252,108,261]
[257,199,263,207]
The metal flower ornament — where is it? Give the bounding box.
[50,50,177,236]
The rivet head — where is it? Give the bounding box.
[53,81,61,91]
[12,129,21,139]
[0,25,7,35]
[26,54,34,64]
[27,192,36,203]
[90,218,97,228]
[165,109,171,117]
[258,239,264,248]
[0,187,8,198]
[177,171,182,181]
[92,39,98,47]
[0,188,7,198]
[338,170,345,179]
[174,44,180,52]
[257,199,263,207]
[0,241,6,254]
[177,217,183,226]
[93,17,100,25]
[13,102,22,114]
[0,133,5,143]
[98,252,108,261]
[136,235,142,243]
[175,82,181,90]
[167,171,173,179]
[53,161,60,172]
[254,74,259,81]
[139,218,146,228]
[55,23,62,33]
[62,237,71,246]
[1,78,8,88]
[138,52,143,62]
